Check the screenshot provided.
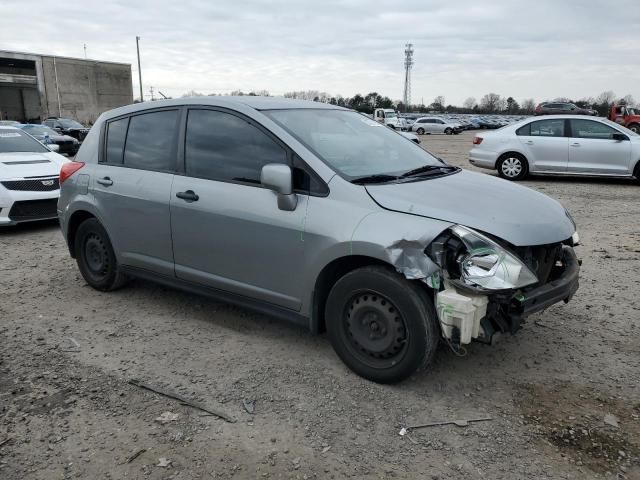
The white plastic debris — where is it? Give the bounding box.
[399,427,408,436]
[155,412,179,424]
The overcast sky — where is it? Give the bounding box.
[2,0,639,105]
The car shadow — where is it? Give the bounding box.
[0,219,60,236]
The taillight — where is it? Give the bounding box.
[60,161,85,184]
[473,137,483,145]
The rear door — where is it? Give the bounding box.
[92,108,179,276]
[567,119,631,174]
[170,107,308,310]
[516,118,569,172]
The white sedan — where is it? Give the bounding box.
[0,126,69,226]
[411,117,462,135]
[469,115,640,182]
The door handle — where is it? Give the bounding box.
[96,177,113,186]
[176,190,199,202]
[526,140,534,145]
[570,143,581,147]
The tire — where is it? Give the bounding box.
[444,128,452,135]
[74,218,128,291]
[634,162,640,185]
[628,124,640,134]
[416,127,425,135]
[497,153,528,181]
[325,266,439,384]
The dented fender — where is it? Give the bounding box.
[350,211,453,281]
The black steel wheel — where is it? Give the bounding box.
[326,266,439,383]
[74,218,127,291]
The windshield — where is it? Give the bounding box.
[58,119,84,128]
[21,125,58,136]
[0,129,50,153]
[264,109,444,178]
[384,111,397,118]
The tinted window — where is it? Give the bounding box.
[105,117,129,164]
[570,119,619,140]
[185,109,287,184]
[123,110,178,171]
[529,119,565,137]
[516,124,530,136]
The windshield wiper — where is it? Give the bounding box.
[351,174,399,185]
[399,164,458,179]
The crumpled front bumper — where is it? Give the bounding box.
[486,245,580,335]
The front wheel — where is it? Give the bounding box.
[497,153,528,181]
[628,124,640,134]
[325,266,439,383]
[416,127,425,135]
[444,128,453,135]
[74,218,128,291]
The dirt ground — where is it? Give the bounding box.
[1,131,639,479]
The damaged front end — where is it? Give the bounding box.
[425,225,580,346]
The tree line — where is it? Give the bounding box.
[180,89,636,116]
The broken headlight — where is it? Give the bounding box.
[430,225,538,291]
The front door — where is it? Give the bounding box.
[91,109,179,276]
[567,119,632,174]
[517,118,569,172]
[170,108,308,311]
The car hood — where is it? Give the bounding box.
[365,170,575,246]
[0,151,68,179]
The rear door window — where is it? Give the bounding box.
[123,110,179,171]
[528,119,565,137]
[184,109,287,185]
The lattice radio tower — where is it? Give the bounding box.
[402,43,414,110]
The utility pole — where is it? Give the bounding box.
[84,44,87,59]
[149,86,155,101]
[136,36,144,102]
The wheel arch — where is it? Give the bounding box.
[310,255,392,334]
[66,209,97,258]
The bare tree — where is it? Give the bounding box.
[596,90,616,105]
[433,95,445,109]
[480,93,501,113]
[622,94,636,106]
[521,98,536,114]
[182,90,205,97]
[463,97,477,110]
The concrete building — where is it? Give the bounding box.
[0,50,133,125]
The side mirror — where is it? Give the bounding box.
[47,143,60,152]
[612,132,628,141]
[260,163,297,211]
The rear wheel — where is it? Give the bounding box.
[497,153,528,181]
[74,218,128,291]
[628,124,640,134]
[325,266,439,383]
[416,127,425,135]
[634,162,640,185]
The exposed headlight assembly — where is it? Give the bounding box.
[429,225,538,291]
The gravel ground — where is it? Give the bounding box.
[1,131,639,479]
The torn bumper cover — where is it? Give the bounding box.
[425,225,580,344]
[509,245,580,326]
[487,245,579,335]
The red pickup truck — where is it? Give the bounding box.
[610,104,640,133]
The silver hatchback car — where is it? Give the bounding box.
[58,97,580,383]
